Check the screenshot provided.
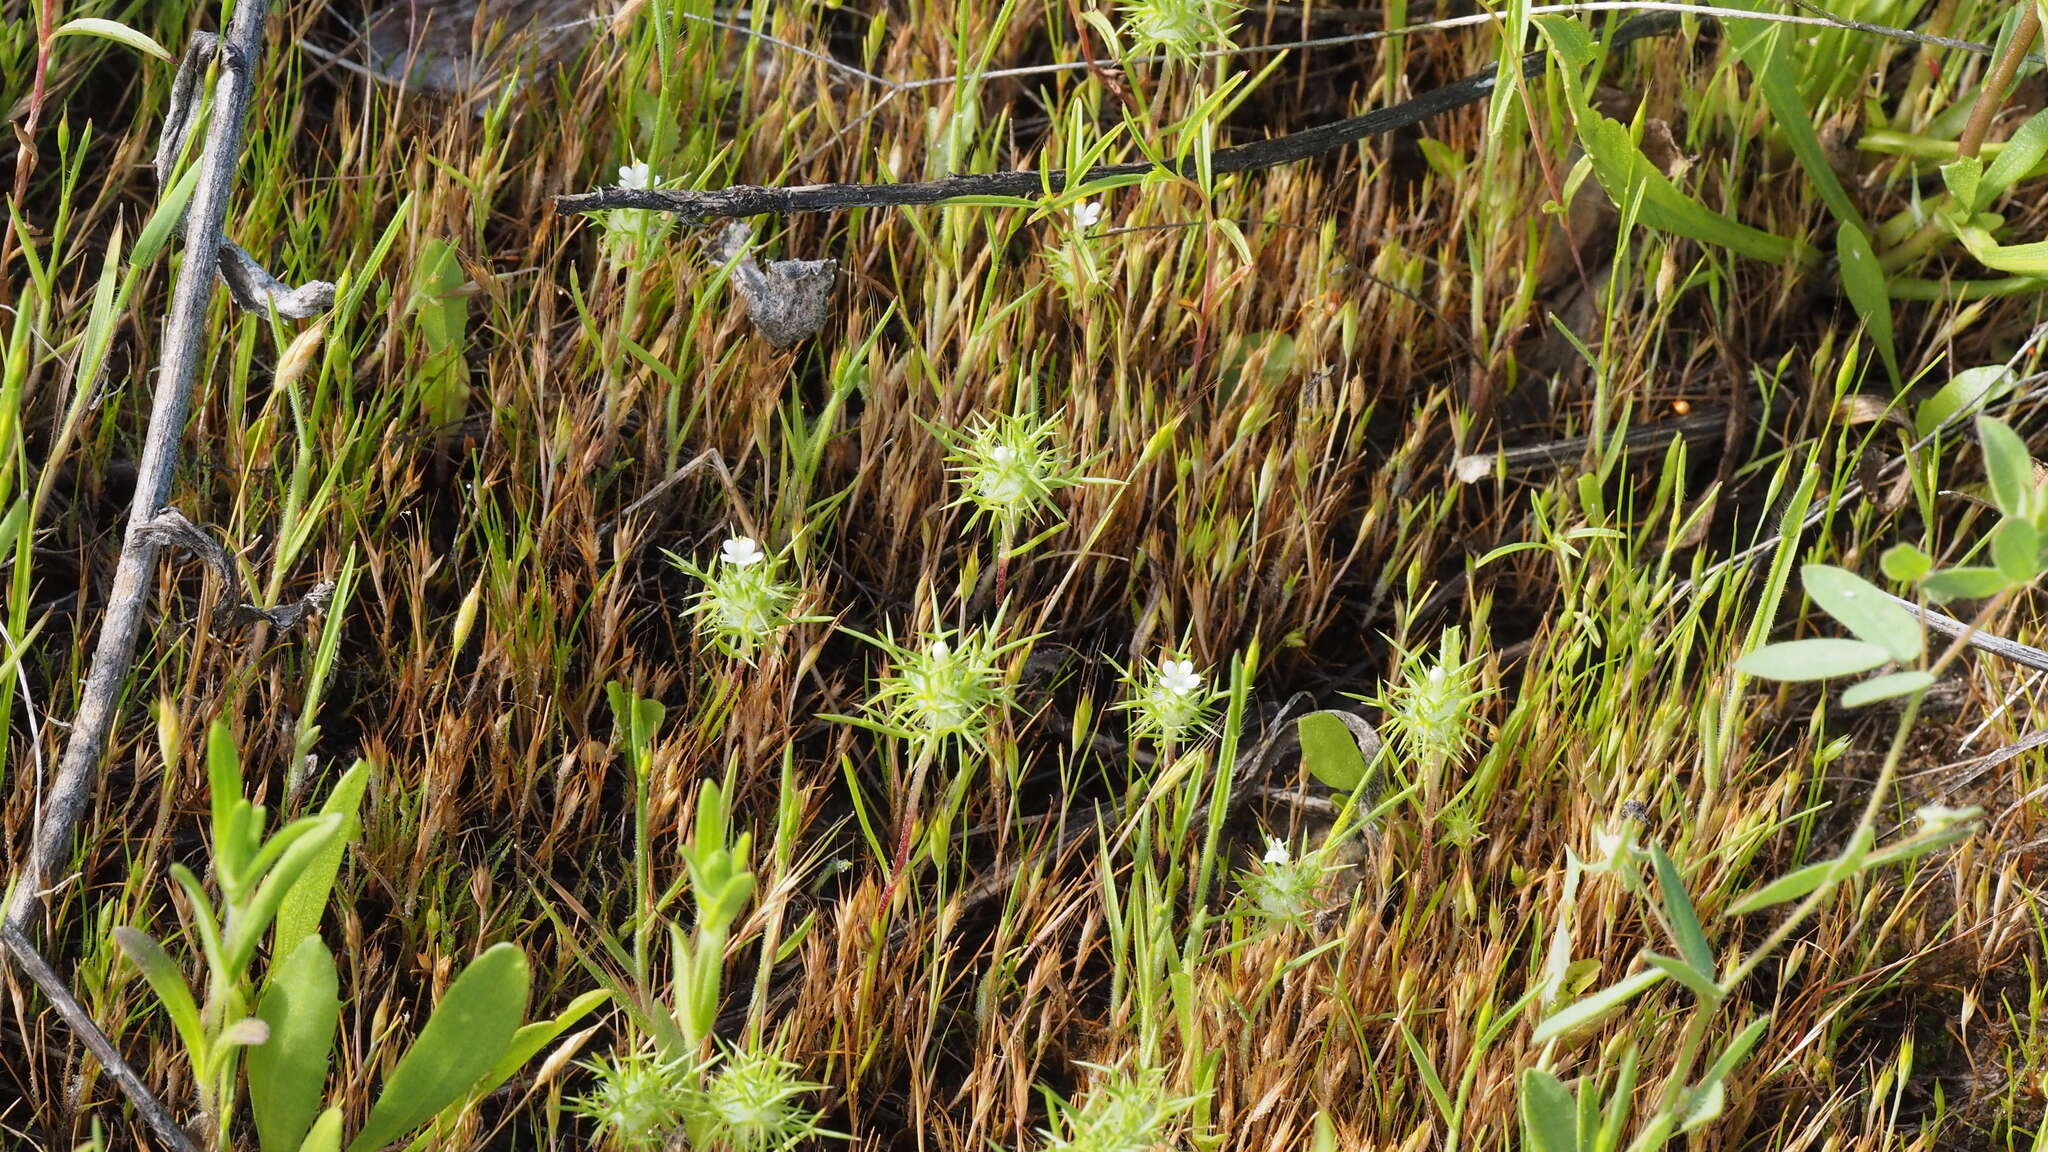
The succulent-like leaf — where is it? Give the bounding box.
[345,944,530,1152]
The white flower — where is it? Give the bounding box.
[618,161,657,190]
[721,536,765,567]
[1071,200,1104,230]
[1262,836,1291,866]
[1159,658,1203,696]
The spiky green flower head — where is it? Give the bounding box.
[1234,834,1335,930]
[668,535,800,663]
[863,624,1028,749]
[1379,625,1492,772]
[1122,0,1243,57]
[694,1044,830,1152]
[568,1048,696,1152]
[1115,653,1219,744]
[1041,1062,1200,1152]
[942,412,1098,537]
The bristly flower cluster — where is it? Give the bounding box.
[859,625,1028,749]
[1121,0,1243,57]
[1116,654,1218,744]
[698,1044,832,1152]
[1040,1062,1199,1152]
[1376,625,1491,777]
[568,1049,696,1152]
[942,412,1102,537]
[668,535,800,663]
[1234,834,1335,929]
[570,1042,830,1152]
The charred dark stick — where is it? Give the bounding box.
[556,14,1684,223]
[5,0,275,935]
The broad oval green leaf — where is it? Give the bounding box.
[1880,543,1934,584]
[345,944,530,1152]
[251,936,341,1152]
[1518,1068,1578,1152]
[1840,670,1936,708]
[1922,565,2012,603]
[1992,517,2042,584]
[1978,415,2037,519]
[1915,364,2017,437]
[1297,712,1374,792]
[296,1109,344,1152]
[1801,564,1922,662]
[1734,638,1891,681]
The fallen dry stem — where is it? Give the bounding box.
[4,0,276,936]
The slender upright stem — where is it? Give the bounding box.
[1955,2,2041,160]
[5,0,275,936]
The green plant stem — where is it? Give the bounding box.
[1955,2,2041,160]
[1659,592,2012,1117]
[876,741,939,910]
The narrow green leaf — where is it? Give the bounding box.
[1649,844,1713,978]
[1726,857,1838,916]
[1533,969,1668,1044]
[209,721,249,883]
[52,17,172,61]
[1800,564,1922,662]
[466,988,610,1101]
[1836,227,1899,387]
[1982,108,2048,200]
[113,928,206,1066]
[1643,951,1721,1004]
[250,937,341,1152]
[1519,1069,1580,1152]
[1398,1024,1454,1124]
[1958,223,2048,277]
[226,814,345,977]
[346,944,530,1152]
[1839,670,1936,708]
[275,761,371,961]
[1678,1080,1726,1133]
[1696,1015,1772,1094]
[1734,638,1890,681]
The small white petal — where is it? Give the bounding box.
[721,536,765,567]
[1071,201,1103,229]
[1262,837,1291,865]
[618,161,654,189]
[930,639,951,659]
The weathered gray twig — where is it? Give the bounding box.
[0,925,202,1152]
[1878,589,2048,674]
[6,0,278,934]
[133,509,335,630]
[158,33,333,319]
